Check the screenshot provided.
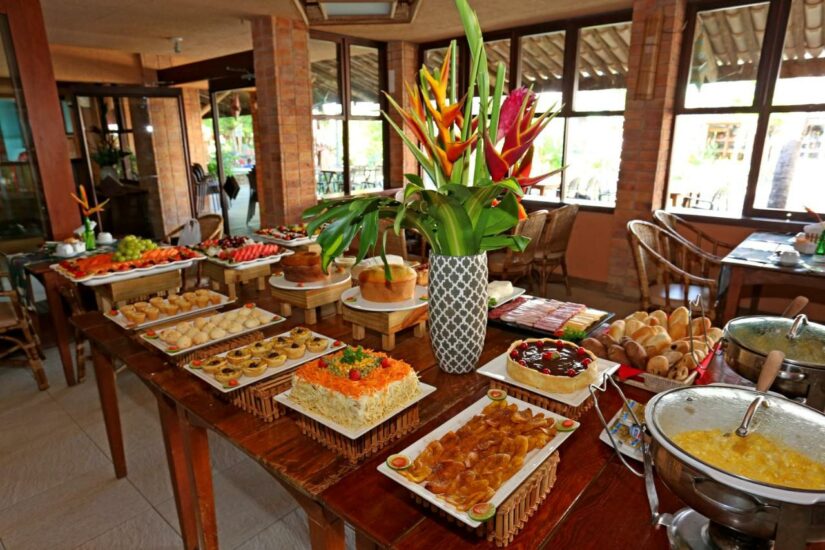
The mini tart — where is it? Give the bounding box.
[269,336,293,350]
[242,358,268,377]
[226,348,252,365]
[202,357,226,373]
[194,289,209,297]
[284,341,306,359]
[195,295,210,308]
[290,327,312,344]
[149,297,165,308]
[133,301,150,311]
[247,341,272,357]
[208,292,222,305]
[505,338,598,394]
[144,306,160,320]
[306,336,329,353]
[214,366,242,385]
[263,351,287,368]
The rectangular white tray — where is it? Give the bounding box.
[184,330,345,393]
[487,286,525,309]
[254,233,317,247]
[51,257,200,286]
[477,352,619,407]
[377,395,578,528]
[203,249,294,270]
[140,307,285,356]
[275,382,437,439]
[104,292,234,330]
[598,400,645,462]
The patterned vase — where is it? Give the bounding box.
[428,252,488,374]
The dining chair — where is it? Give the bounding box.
[627,220,719,317]
[488,210,548,287]
[653,210,736,260]
[532,204,579,296]
[163,213,224,245]
[0,270,48,390]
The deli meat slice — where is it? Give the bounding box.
[488,296,527,320]
[533,303,586,331]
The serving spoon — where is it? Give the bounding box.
[733,350,784,438]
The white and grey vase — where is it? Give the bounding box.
[428,252,488,374]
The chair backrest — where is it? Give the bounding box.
[539,204,579,258]
[198,214,224,241]
[653,209,733,259]
[513,210,547,264]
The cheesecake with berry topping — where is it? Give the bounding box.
[506,338,598,393]
[289,346,419,428]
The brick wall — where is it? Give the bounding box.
[386,41,419,187]
[251,16,317,227]
[182,87,208,167]
[607,0,687,296]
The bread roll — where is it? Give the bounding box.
[624,319,644,338]
[607,320,626,341]
[598,333,618,349]
[631,325,655,344]
[607,344,630,365]
[625,311,648,322]
[581,337,607,358]
[623,340,647,370]
[691,317,712,338]
[668,364,690,381]
[679,353,700,371]
[643,330,672,356]
[669,320,689,341]
[706,327,723,346]
[644,315,660,327]
[663,350,684,366]
[646,355,669,376]
[650,310,668,327]
[669,306,689,329]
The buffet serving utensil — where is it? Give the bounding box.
[732,350,782,438]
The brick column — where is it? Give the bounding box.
[181,87,208,167]
[386,41,419,187]
[607,0,686,296]
[251,16,316,226]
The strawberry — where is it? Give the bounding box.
[348,369,361,381]
[576,347,587,356]
[333,340,342,346]
[318,359,327,368]
[380,358,392,369]
[518,342,528,350]
[540,368,551,374]
[581,357,592,366]
[555,340,564,350]
[509,350,519,359]
[228,379,239,387]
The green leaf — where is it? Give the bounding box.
[439,183,472,203]
[306,201,349,236]
[403,182,423,202]
[482,192,520,236]
[382,111,438,183]
[404,173,424,187]
[419,190,473,255]
[489,62,506,142]
[356,209,379,264]
[480,234,529,252]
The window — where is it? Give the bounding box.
[420,17,631,208]
[667,0,825,220]
[310,37,386,199]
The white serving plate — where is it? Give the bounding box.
[598,400,644,463]
[51,256,202,286]
[477,352,619,407]
[255,233,318,247]
[184,330,345,393]
[104,292,234,330]
[140,306,286,355]
[377,395,578,528]
[275,382,437,439]
[487,286,525,309]
[341,285,428,312]
[269,271,351,290]
[204,248,294,270]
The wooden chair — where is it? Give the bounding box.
[488,210,548,287]
[532,204,579,296]
[653,210,736,260]
[163,213,224,245]
[627,220,719,317]
[0,270,48,390]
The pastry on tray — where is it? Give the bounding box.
[289,346,419,429]
[215,366,242,385]
[306,336,329,353]
[506,338,599,394]
[281,251,330,283]
[284,341,306,359]
[357,264,417,303]
[290,326,312,344]
[202,357,226,373]
[264,350,287,368]
[227,348,251,365]
[242,358,268,377]
[247,341,272,357]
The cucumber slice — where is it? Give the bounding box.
[487,389,507,401]
[386,454,411,471]
[558,418,578,432]
[468,502,496,522]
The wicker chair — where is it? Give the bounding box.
[163,213,224,244]
[653,210,736,260]
[532,204,579,296]
[627,220,719,317]
[488,210,548,287]
[0,270,48,390]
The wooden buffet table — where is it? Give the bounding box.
[71,291,817,550]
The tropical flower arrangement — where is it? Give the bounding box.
[71,185,108,250]
[303,0,560,272]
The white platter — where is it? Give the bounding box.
[184,330,345,393]
[275,382,437,439]
[598,400,644,463]
[377,395,578,528]
[269,271,351,290]
[487,286,526,309]
[255,233,318,247]
[477,352,619,407]
[140,306,286,356]
[204,249,294,270]
[51,256,202,286]
[104,292,234,330]
[341,285,428,312]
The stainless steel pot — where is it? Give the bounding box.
[723,313,825,410]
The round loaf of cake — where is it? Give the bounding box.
[506,338,598,393]
[281,251,330,283]
[358,264,417,303]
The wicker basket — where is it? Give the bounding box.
[488,380,594,420]
[412,452,560,547]
[229,370,294,422]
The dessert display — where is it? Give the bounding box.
[288,346,419,429]
[506,338,599,394]
[55,243,200,282]
[487,281,514,307]
[488,296,609,339]
[280,251,330,283]
[400,399,558,512]
[256,223,319,244]
[581,307,722,383]
[193,236,283,265]
[357,264,417,303]
[106,289,228,329]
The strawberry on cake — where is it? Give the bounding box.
[289,346,419,429]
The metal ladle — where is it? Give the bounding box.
[735,350,784,437]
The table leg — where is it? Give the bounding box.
[91,347,126,478]
[156,394,199,550]
[227,283,237,301]
[355,532,377,550]
[749,284,762,314]
[721,266,744,324]
[40,270,76,386]
[287,490,344,550]
[178,409,218,550]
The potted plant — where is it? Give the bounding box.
[303,0,560,373]
[90,129,131,181]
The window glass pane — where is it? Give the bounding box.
[774,0,825,106]
[684,3,768,109]
[350,45,381,116]
[313,119,344,198]
[524,117,565,202]
[563,116,622,206]
[310,39,341,116]
[484,38,511,89]
[348,120,384,195]
[520,31,565,113]
[754,112,825,213]
[667,113,758,217]
[575,22,630,111]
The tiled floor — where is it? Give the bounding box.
[0,282,635,550]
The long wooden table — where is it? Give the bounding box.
[71,293,819,549]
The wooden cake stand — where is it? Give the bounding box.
[202,260,270,301]
[93,269,181,311]
[343,306,428,351]
[270,278,350,324]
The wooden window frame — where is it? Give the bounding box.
[668,0,824,222]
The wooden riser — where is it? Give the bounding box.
[93,269,182,311]
[343,305,428,350]
[270,279,350,325]
[202,261,271,301]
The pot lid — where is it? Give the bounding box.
[725,314,825,367]
[646,385,825,503]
